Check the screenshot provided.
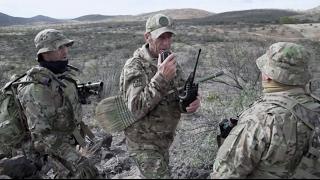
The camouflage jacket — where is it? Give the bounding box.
[17,65,84,167]
[119,44,185,151]
[211,88,320,179]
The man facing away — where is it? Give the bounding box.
[211,42,320,178]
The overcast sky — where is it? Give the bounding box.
[0,0,319,19]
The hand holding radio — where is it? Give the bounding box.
[158,50,176,81]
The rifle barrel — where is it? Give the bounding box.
[196,71,224,83]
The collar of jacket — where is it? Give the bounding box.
[133,43,158,67]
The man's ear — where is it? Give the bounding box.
[144,32,151,43]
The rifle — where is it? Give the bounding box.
[77,81,104,104]
[195,71,224,84]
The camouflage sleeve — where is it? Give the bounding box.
[122,58,170,119]
[18,83,82,165]
[211,113,270,178]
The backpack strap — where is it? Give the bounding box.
[263,94,317,130]
[264,94,320,159]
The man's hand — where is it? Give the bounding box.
[158,53,176,81]
[186,95,201,113]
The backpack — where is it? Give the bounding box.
[264,94,320,178]
[0,73,35,149]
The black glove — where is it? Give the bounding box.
[216,118,238,147]
[219,118,238,138]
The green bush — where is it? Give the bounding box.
[279,16,296,24]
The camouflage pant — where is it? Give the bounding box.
[130,149,170,179]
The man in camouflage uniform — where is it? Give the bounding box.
[119,14,201,178]
[16,29,99,178]
[211,42,320,178]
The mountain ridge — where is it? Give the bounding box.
[0,6,319,26]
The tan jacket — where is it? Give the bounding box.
[120,44,185,151]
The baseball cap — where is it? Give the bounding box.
[146,13,175,39]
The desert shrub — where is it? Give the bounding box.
[279,16,297,24]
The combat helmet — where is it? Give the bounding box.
[34,29,74,56]
[256,42,311,86]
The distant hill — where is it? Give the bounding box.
[293,5,320,23]
[0,13,64,26]
[182,9,301,25]
[136,8,213,20]
[0,8,213,26]
[0,12,26,26]
[1,7,317,26]
[305,5,320,14]
[73,9,213,22]
[73,14,116,21]
[28,15,63,24]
